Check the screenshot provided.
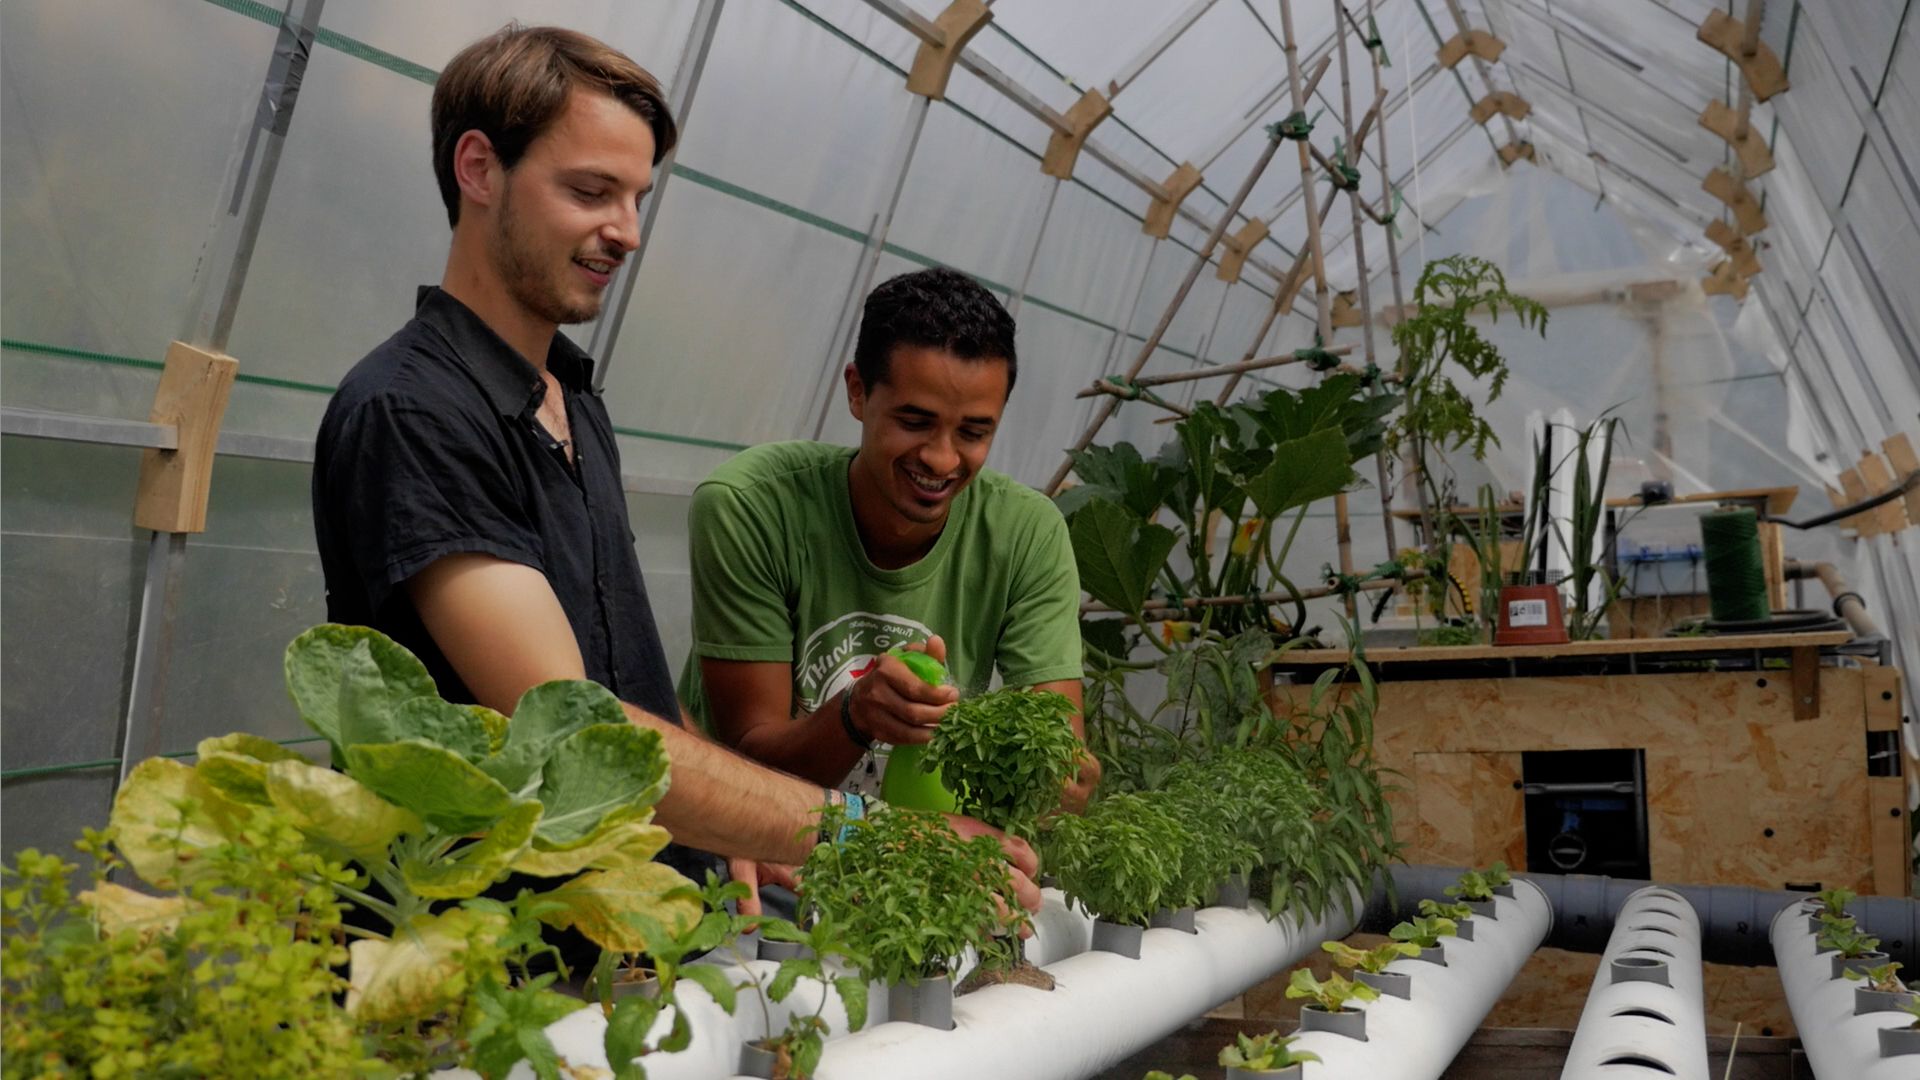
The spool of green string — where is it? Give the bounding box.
[1699,507,1773,623]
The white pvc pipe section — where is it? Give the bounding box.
[1288,878,1553,1080]
[1560,886,1708,1080]
[1772,898,1917,1080]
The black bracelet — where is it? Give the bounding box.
[839,689,873,750]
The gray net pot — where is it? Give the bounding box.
[1215,873,1252,909]
[1356,968,1412,999]
[889,973,955,1030]
[1493,883,1517,898]
[1462,898,1498,920]
[758,938,813,962]
[1881,1025,1920,1057]
[1835,951,1892,980]
[1299,1003,1368,1041]
[1857,987,1918,1015]
[1454,919,1476,942]
[1092,919,1145,958]
[1408,944,1447,966]
[738,1041,779,1079]
[1150,906,1198,933]
[1224,1066,1303,1079]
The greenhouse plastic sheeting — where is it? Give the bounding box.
[3,0,1917,861]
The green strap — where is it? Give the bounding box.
[1367,16,1390,67]
[1103,375,1179,412]
[1272,110,1316,141]
[1331,139,1362,191]
[1295,346,1341,372]
[1322,564,1366,598]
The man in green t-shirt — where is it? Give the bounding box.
[680,267,1099,820]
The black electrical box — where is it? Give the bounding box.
[1521,749,1651,879]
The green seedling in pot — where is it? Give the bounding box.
[1844,960,1906,994]
[922,687,1082,841]
[1901,997,1920,1030]
[1217,1029,1322,1071]
[1390,915,1458,949]
[1815,887,1857,917]
[1446,868,1496,903]
[1285,968,1380,1013]
[1816,911,1858,935]
[731,914,868,1080]
[1483,861,1512,888]
[1323,939,1422,974]
[1819,923,1882,958]
[1420,897,1474,923]
[1144,1073,1198,1080]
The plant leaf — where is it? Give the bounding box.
[78,881,198,942]
[533,724,671,847]
[605,995,662,1079]
[344,739,518,835]
[834,975,869,1031]
[1070,496,1178,617]
[346,907,507,1022]
[511,817,672,877]
[284,624,437,756]
[534,865,701,954]
[401,800,543,899]
[264,758,423,862]
[1243,427,1353,517]
[107,758,243,889]
[677,963,739,1014]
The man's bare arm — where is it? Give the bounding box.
[407,553,825,862]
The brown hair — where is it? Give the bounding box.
[431,24,677,226]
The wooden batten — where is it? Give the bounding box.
[1697,10,1789,102]
[1699,99,1774,177]
[1702,260,1750,300]
[904,0,992,100]
[1215,217,1269,283]
[1437,29,1505,69]
[1703,167,1768,235]
[1041,89,1113,180]
[1329,289,1362,329]
[1857,450,1910,536]
[1705,219,1763,277]
[1497,140,1536,168]
[1882,433,1920,524]
[1470,91,1531,125]
[134,341,238,535]
[1144,162,1203,239]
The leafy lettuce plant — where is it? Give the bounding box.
[1218,1029,1321,1070]
[1420,897,1474,923]
[1816,888,1857,917]
[922,687,1083,840]
[1843,961,1906,994]
[1447,868,1497,903]
[1818,923,1881,959]
[1322,939,1421,974]
[801,804,1022,984]
[1285,968,1380,1013]
[1390,915,1458,949]
[104,624,700,1072]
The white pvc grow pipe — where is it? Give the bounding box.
[1287,878,1553,1080]
[1772,899,1916,1080]
[1560,886,1709,1080]
[453,888,1354,1079]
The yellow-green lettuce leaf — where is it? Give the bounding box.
[264,759,422,862]
[346,907,507,1022]
[510,816,672,878]
[531,724,670,847]
[344,740,516,835]
[534,864,700,954]
[108,758,243,889]
[79,881,199,942]
[399,800,542,900]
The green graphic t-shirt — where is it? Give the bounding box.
[678,441,1082,735]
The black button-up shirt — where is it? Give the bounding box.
[313,286,679,724]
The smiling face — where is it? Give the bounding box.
[846,345,1011,536]
[484,89,655,325]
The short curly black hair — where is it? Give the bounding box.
[853,267,1017,394]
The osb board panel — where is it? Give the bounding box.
[1607,593,1711,639]
[1416,752,1526,868]
[1279,669,1887,893]
[1239,938,1794,1038]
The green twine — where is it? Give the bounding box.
[1296,346,1340,372]
[1357,362,1385,388]
[1272,111,1316,141]
[1367,16,1391,66]
[1331,138,1363,190]
[1102,376,1179,412]
[1699,507,1773,623]
[1323,564,1366,597]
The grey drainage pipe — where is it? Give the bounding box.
[1560,886,1709,1080]
[1367,867,1920,970]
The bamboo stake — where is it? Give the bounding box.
[1082,569,1432,618]
[1043,56,1331,495]
[1335,491,1359,621]
[1370,0,1425,554]
[1277,0,1334,347]
[1073,343,1357,398]
[1335,3,1393,580]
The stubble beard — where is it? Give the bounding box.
[492,183,601,326]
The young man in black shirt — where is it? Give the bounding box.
[312,25,1037,905]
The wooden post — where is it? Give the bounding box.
[905,0,992,100]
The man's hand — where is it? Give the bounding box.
[845,636,958,746]
[726,857,799,918]
[942,812,1043,931]
[1058,746,1102,816]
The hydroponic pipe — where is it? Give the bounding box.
[1560,886,1709,1080]
[1285,877,1552,1079]
[1772,897,1916,1078]
[1369,867,1920,969]
[1785,559,1884,641]
[806,893,1358,1080]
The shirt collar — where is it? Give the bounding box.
[413,285,600,416]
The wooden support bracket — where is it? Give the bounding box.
[1438,29,1505,69]
[1699,99,1774,178]
[1789,646,1820,721]
[1857,450,1911,536]
[1702,260,1751,300]
[905,0,992,100]
[1144,162,1204,239]
[1837,466,1875,536]
[1329,289,1362,328]
[1706,219,1763,278]
[1758,520,1787,609]
[1704,167,1768,235]
[1215,218,1269,283]
[1041,89,1113,180]
[1471,91,1531,125]
[134,341,238,534]
[1497,140,1536,168]
[1882,433,1920,524]
[1870,773,1908,897]
[1697,10,1789,102]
